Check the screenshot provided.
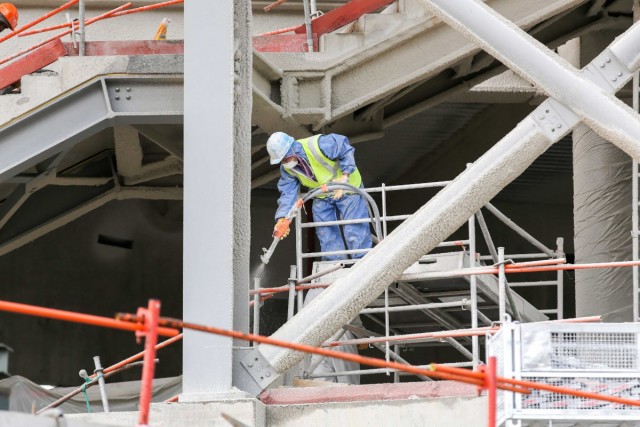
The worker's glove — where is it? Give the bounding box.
[273,218,291,240]
[331,174,349,200]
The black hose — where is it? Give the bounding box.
[300,183,383,241]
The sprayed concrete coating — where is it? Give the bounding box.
[257,0,582,134]
[267,395,486,427]
[426,0,640,164]
[573,124,633,321]
[232,0,253,341]
[260,119,555,373]
[182,0,251,394]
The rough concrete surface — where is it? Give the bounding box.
[267,395,487,427]
[0,411,119,427]
[70,400,266,427]
[260,381,478,405]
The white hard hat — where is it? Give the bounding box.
[267,132,295,165]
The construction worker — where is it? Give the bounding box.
[0,3,17,33]
[268,132,373,260]
[268,132,370,385]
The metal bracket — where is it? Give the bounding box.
[530,99,572,141]
[239,347,279,390]
[582,48,632,92]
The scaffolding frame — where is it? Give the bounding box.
[270,180,565,383]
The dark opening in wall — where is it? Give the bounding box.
[97,234,134,250]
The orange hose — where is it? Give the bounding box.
[0,299,179,337]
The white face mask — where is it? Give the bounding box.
[282,159,298,169]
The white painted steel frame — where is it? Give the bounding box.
[183,0,251,395]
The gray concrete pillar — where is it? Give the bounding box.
[572,31,633,321]
[183,0,252,395]
[573,124,633,320]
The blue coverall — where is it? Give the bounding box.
[275,134,373,261]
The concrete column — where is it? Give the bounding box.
[183,0,251,395]
[573,124,633,321]
[573,32,633,321]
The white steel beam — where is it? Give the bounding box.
[427,0,640,162]
[183,0,251,397]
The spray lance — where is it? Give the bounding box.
[259,183,383,265]
[260,198,304,265]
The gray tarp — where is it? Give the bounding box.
[0,375,181,414]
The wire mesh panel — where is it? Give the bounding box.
[488,323,640,425]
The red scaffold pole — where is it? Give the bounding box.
[486,356,497,427]
[137,299,160,427]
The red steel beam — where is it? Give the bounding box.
[253,33,317,53]
[293,0,396,36]
[64,40,184,56]
[0,39,66,89]
[0,3,132,66]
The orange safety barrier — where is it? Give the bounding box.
[115,310,530,394]
[0,0,79,44]
[115,308,640,409]
[0,299,179,337]
[20,0,184,37]
[116,313,640,407]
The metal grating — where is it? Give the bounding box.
[491,323,640,424]
[550,332,638,371]
[521,376,640,412]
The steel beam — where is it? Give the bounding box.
[183,0,252,397]
[242,15,640,394]
[256,0,583,130]
[0,76,183,184]
[427,0,640,162]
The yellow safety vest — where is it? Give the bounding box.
[285,135,362,191]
